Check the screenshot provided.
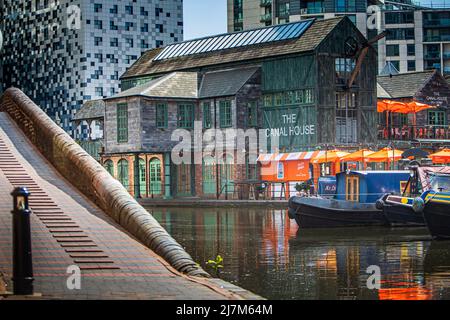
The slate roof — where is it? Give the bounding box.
[377,70,436,99]
[121,17,344,80]
[107,72,198,100]
[73,99,105,121]
[199,67,259,98]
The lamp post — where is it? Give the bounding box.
[11,187,34,295]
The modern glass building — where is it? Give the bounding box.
[0,0,183,136]
[227,0,450,76]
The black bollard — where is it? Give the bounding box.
[11,187,34,295]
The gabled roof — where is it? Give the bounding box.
[377,83,391,99]
[121,17,345,80]
[199,67,259,98]
[377,70,437,99]
[73,99,105,121]
[107,72,198,100]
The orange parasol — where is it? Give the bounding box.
[366,147,403,163]
[312,150,350,164]
[429,149,450,164]
[340,149,375,163]
[377,100,435,114]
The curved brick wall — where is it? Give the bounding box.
[0,88,209,277]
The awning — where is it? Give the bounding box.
[365,147,403,163]
[430,149,450,164]
[312,150,350,164]
[257,151,325,163]
[340,149,375,163]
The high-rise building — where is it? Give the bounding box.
[0,0,183,135]
[227,0,450,75]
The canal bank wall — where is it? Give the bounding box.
[0,88,210,278]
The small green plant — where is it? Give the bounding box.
[206,255,224,273]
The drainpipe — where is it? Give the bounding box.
[133,154,140,199]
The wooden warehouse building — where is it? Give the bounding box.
[97,16,377,199]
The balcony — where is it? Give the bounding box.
[378,125,450,141]
[260,0,272,7]
[423,19,450,28]
[260,13,272,23]
[424,35,450,42]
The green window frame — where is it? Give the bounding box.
[177,103,194,128]
[117,159,129,190]
[104,160,114,177]
[429,110,446,126]
[247,101,258,127]
[219,100,232,128]
[263,95,273,107]
[203,102,212,129]
[139,159,147,196]
[117,103,128,143]
[149,158,162,195]
[156,103,168,128]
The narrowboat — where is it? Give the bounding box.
[380,167,450,227]
[422,173,450,239]
[288,171,410,228]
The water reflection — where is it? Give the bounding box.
[149,207,450,300]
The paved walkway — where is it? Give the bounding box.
[0,113,257,300]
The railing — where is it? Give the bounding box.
[260,0,272,7]
[423,19,450,27]
[424,35,450,42]
[378,125,450,141]
[416,1,450,8]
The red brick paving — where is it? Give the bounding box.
[0,113,254,300]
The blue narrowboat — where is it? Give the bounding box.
[288,171,410,228]
[380,166,450,227]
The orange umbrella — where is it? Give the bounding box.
[366,147,403,163]
[430,149,450,164]
[312,150,350,164]
[341,149,375,163]
[377,100,435,114]
[377,100,407,113]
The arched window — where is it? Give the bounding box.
[118,159,129,190]
[149,158,162,195]
[139,158,147,196]
[104,160,114,177]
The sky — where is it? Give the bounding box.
[183,0,228,40]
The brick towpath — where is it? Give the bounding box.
[0,113,259,300]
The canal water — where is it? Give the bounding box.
[148,207,450,300]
